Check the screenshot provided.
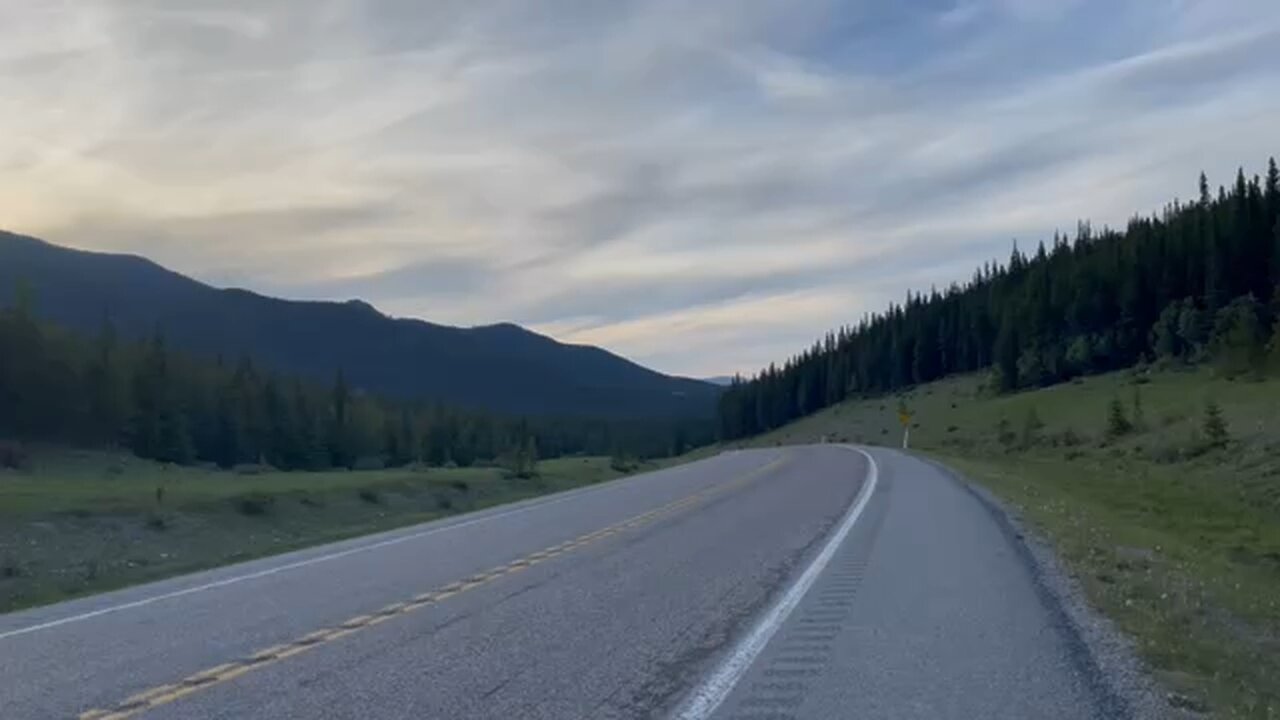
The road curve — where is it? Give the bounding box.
[0,446,1120,719]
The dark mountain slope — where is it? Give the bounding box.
[0,231,718,419]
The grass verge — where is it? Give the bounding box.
[730,366,1279,719]
[0,450,657,613]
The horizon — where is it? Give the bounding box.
[3,1,1279,376]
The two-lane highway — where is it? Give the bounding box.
[1,447,1124,719]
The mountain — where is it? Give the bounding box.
[0,231,720,419]
[702,376,736,386]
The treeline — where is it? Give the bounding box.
[720,158,1280,439]
[0,300,711,469]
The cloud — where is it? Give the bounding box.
[2,0,1278,377]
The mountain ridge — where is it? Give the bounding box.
[0,230,719,419]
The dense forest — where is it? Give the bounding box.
[719,158,1280,440]
[0,300,712,470]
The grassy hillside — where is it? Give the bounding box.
[731,366,1279,719]
[0,448,656,613]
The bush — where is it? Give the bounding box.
[610,454,640,473]
[233,493,275,516]
[2,557,23,578]
[357,488,382,504]
[449,479,469,492]
[1210,294,1266,378]
[144,513,169,531]
[0,440,29,470]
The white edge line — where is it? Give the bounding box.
[0,455,731,641]
[672,445,879,720]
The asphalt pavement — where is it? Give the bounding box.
[0,446,1126,719]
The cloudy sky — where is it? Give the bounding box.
[2,1,1278,377]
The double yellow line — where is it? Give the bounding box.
[79,455,788,720]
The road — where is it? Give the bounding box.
[0,446,1123,719]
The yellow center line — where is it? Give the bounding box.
[77,455,787,720]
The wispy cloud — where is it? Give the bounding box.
[2,0,1278,376]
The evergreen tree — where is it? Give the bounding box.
[85,317,130,444]
[1202,400,1228,448]
[993,313,1019,392]
[1105,397,1132,439]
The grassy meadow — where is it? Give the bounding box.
[0,450,654,613]
[729,365,1279,719]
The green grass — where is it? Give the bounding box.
[0,449,655,613]
[730,365,1280,719]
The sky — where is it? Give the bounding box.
[2,1,1279,378]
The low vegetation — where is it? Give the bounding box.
[730,366,1279,718]
[0,448,654,613]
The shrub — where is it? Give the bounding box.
[1210,295,1266,378]
[610,454,640,473]
[449,479,469,492]
[0,440,29,470]
[357,488,382,504]
[2,557,22,578]
[144,513,169,531]
[1056,428,1083,447]
[233,493,275,516]
[1202,400,1229,448]
[298,495,325,508]
[946,425,959,433]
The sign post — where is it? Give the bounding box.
[898,409,912,450]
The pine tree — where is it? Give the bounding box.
[994,313,1020,392]
[1105,397,1131,439]
[1202,400,1228,448]
[86,317,129,444]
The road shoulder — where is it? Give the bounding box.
[919,453,1189,720]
